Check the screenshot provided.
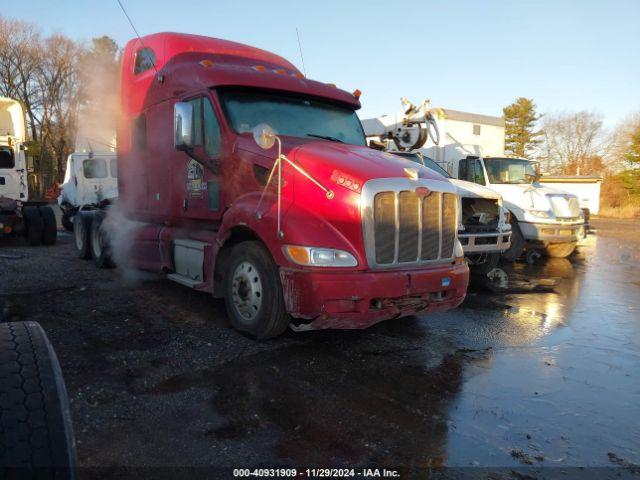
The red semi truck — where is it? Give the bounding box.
[74,33,469,339]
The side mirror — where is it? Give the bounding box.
[252,123,276,150]
[174,102,193,151]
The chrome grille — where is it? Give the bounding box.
[363,179,459,269]
[549,194,581,218]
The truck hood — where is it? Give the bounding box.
[490,183,579,212]
[448,178,501,200]
[291,140,447,184]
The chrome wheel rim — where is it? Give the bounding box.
[231,261,263,323]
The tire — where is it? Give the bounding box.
[468,252,501,276]
[61,210,75,232]
[90,210,114,268]
[23,206,43,246]
[0,322,77,474]
[223,241,290,340]
[544,242,577,258]
[39,205,57,246]
[502,216,525,262]
[73,211,92,260]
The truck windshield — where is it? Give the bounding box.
[219,89,366,146]
[392,152,450,178]
[485,158,539,184]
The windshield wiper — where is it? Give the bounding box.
[306,133,343,143]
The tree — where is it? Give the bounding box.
[503,97,542,158]
[537,111,606,175]
[623,124,640,165]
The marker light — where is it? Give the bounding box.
[292,72,304,78]
[252,65,267,72]
[273,68,287,75]
[353,89,362,99]
[330,170,362,193]
[199,59,214,68]
[284,245,358,267]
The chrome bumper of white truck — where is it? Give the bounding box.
[520,221,585,243]
[459,231,511,254]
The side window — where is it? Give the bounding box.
[203,98,221,158]
[459,158,469,181]
[0,146,14,168]
[134,48,156,75]
[83,159,108,179]
[132,115,147,151]
[473,159,486,185]
[187,96,222,157]
[110,158,118,178]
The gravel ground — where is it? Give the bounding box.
[0,216,638,479]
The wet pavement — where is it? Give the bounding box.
[0,217,639,478]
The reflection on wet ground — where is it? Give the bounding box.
[436,233,640,469]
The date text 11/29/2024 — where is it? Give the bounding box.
[233,468,400,478]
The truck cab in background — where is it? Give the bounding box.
[0,97,57,245]
[58,152,118,230]
[449,156,584,259]
[75,33,469,339]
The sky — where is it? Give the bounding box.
[5,0,640,126]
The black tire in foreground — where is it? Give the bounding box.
[39,205,58,246]
[73,211,93,260]
[90,210,115,269]
[0,322,77,476]
[23,206,43,246]
[224,240,290,340]
[502,216,525,262]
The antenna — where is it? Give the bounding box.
[115,0,161,78]
[295,28,307,77]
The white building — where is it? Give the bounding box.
[420,108,505,166]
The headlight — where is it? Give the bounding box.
[527,209,551,218]
[283,245,358,267]
[502,207,511,224]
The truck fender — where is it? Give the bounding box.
[218,192,361,265]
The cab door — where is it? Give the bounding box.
[178,95,223,221]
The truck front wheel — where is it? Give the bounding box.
[502,216,525,262]
[467,252,501,276]
[224,241,290,340]
[544,242,577,258]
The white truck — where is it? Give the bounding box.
[0,97,57,245]
[539,175,601,230]
[362,100,512,273]
[434,154,585,259]
[58,152,118,230]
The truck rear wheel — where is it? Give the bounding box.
[0,321,77,472]
[468,252,501,276]
[90,210,114,268]
[73,212,92,260]
[544,242,577,258]
[39,205,57,245]
[224,240,290,340]
[502,216,525,262]
[23,206,43,246]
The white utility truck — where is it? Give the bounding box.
[539,175,601,230]
[58,152,118,230]
[362,99,512,273]
[363,100,584,260]
[0,98,57,245]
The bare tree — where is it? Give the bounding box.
[537,111,607,175]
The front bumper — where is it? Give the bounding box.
[519,221,585,243]
[459,230,511,254]
[281,262,469,331]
